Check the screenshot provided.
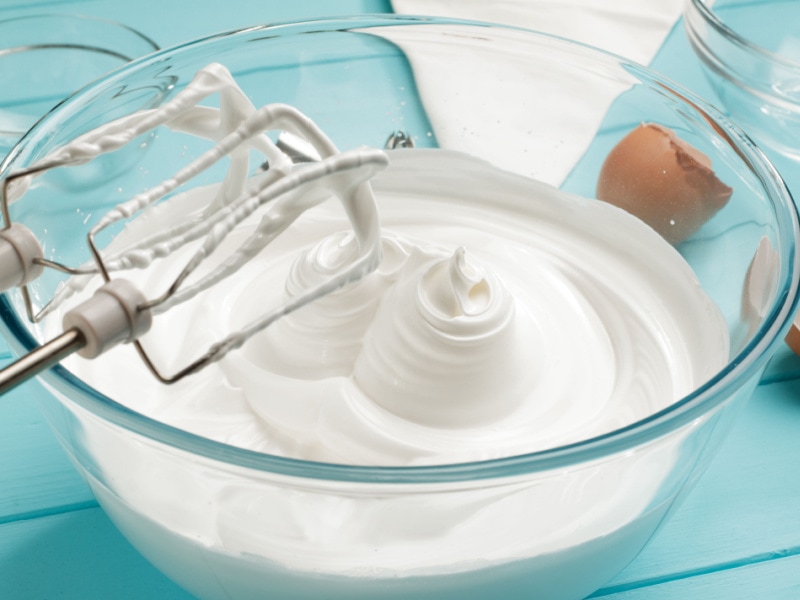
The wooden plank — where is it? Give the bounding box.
[0,379,95,523]
[603,378,800,588]
[593,552,800,599]
[1,504,798,600]
[0,507,194,599]
[0,0,394,49]
[764,343,800,383]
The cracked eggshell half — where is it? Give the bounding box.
[597,123,733,244]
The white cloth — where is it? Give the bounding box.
[387,0,685,184]
[391,0,685,65]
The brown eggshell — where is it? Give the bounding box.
[597,123,733,244]
[786,317,800,356]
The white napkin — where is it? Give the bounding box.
[391,0,684,65]
[387,0,685,184]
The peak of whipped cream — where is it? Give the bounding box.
[422,247,491,318]
[354,244,529,429]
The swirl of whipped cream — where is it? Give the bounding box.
[243,232,411,378]
[354,246,532,428]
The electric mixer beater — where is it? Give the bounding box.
[0,63,387,393]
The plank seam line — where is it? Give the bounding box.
[759,370,800,386]
[0,499,99,526]
[589,546,800,597]
[0,0,85,14]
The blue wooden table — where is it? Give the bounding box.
[1,1,800,598]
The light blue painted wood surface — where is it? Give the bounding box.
[0,378,95,524]
[1,1,800,599]
[600,554,800,599]
[592,379,800,597]
[0,507,194,599]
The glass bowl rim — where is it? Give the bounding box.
[686,0,800,71]
[1,14,798,484]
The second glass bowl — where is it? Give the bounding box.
[685,0,800,159]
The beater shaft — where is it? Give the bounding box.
[0,329,84,395]
[0,278,151,394]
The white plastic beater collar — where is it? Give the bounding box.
[0,223,43,292]
[62,279,152,359]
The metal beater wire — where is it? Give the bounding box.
[0,63,387,385]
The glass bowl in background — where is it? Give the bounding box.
[0,14,159,158]
[685,0,800,160]
[0,16,798,600]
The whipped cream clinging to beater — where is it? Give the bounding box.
[57,148,730,467]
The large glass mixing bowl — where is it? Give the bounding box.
[0,16,798,600]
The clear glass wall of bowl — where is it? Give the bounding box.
[29,378,756,600]
[0,17,796,600]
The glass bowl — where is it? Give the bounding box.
[0,14,159,158]
[0,15,798,600]
[684,0,800,159]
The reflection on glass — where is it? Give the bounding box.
[0,14,158,157]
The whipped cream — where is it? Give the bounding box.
[37,143,732,588]
[56,148,729,467]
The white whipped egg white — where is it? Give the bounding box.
[63,148,730,466]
